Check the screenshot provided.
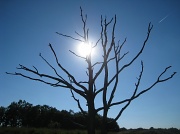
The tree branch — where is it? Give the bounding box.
[107,22,153,88]
[69,50,86,60]
[6,72,66,87]
[107,40,121,107]
[96,64,176,113]
[110,61,144,122]
[56,32,84,42]
[93,15,116,83]
[49,43,88,93]
[70,89,87,116]
[80,6,87,42]
[75,31,84,38]
[110,66,176,108]
[6,64,86,98]
[39,53,66,82]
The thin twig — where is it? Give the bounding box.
[69,50,86,59]
[56,32,84,42]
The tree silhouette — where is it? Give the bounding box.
[0,100,119,131]
[7,7,176,134]
[0,106,6,127]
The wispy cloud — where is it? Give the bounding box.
[159,14,169,23]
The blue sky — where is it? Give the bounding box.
[1,0,180,129]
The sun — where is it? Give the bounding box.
[78,42,93,57]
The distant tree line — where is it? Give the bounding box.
[119,127,180,134]
[0,100,119,131]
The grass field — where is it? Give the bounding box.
[0,128,87,134]
[0,127,179,134]
[0,128,102,134]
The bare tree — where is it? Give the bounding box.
[7,7,176,134]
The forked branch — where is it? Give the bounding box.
[107,23,153,88]
[70,89,87,116]
[109,66,176,110]
[49,43,87,93]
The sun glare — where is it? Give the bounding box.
[78,42,94,57]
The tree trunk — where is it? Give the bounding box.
[87,98,95,134]
[101,120,108,134]
[101,109,108,134]
[87,110,95,134]
[87,56,96,134]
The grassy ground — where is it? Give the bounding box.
[0,128,106,134]
[0,127,179,134]
[0,128,118,134]
[0,128,86,134]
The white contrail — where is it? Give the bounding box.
[159,14,169,23]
